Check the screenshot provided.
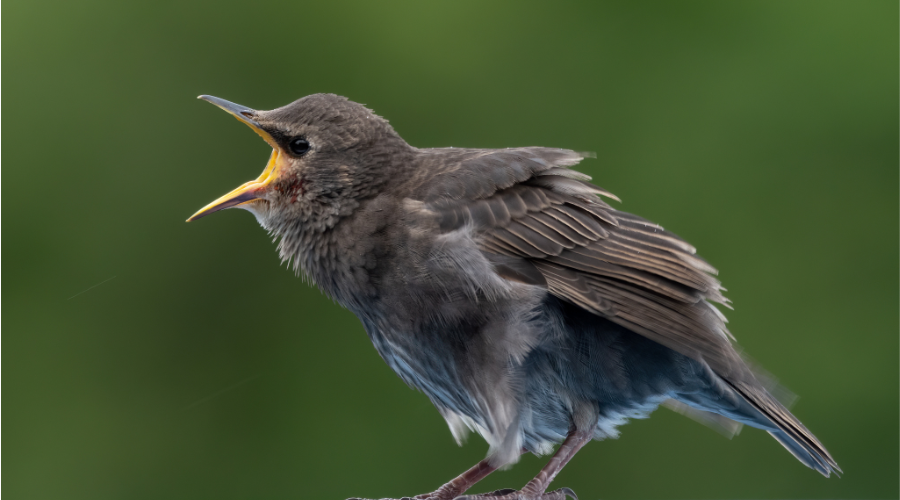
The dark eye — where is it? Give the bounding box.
[289,138,310,156]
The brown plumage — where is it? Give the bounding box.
[189,94,839,500]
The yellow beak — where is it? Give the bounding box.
[186,95,283,222]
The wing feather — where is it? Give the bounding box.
[416,147,734,376]
[527,212,592,246]
[505,221,566,256]
[516,216,579,249]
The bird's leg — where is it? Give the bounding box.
[455,427,593,500]
[412,457,502,500]
[348,454,513,500]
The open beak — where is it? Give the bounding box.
[187,95,283,222]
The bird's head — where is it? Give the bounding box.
[187,93,410,231]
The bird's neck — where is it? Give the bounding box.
[264,146,419,303]
[270,208,382,309]
[266,187,408,307]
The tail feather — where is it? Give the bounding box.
[727,380,841,477]
[663,398,744,438]
[770,430,833,476]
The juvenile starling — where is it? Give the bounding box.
[188,94,839,500]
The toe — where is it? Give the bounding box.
[453,491,517,500]
[454,488,577,500]
[555,488,578,500]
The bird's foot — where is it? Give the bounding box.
[346,466,494,500]
[346,488,468,500]
[348,486,577,500]
[346,497,427,500]
[454,487,578,500]
[346,496,422,500]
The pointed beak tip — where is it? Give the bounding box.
[186,206,215,223]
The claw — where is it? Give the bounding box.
[556,488,578,500]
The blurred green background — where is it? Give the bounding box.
[4,1,897,499]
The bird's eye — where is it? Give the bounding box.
[289,138,310,156]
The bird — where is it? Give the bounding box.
[187,93,839,500]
